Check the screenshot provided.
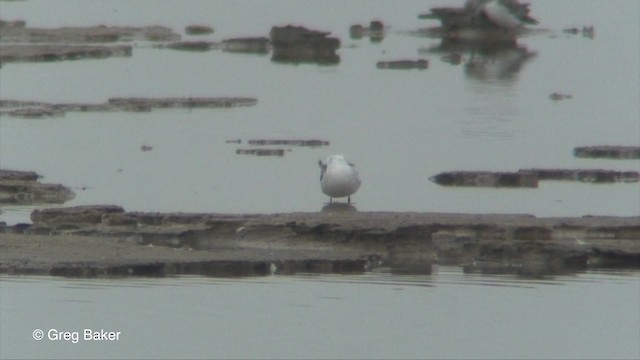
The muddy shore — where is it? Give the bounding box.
[1,205,638,278]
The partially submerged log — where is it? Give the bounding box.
[574,146,640,160]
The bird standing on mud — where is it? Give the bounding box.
[319,155,361,204]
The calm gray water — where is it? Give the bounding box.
[0,2,639,359]
[0,0,639,223]
[1,268,639,359]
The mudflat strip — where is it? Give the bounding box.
[1,205,638,277]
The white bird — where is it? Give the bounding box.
[480,0,538,30]
[318,155,361,204]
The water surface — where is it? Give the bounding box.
[1,268,639,359]
[0,0,638,223]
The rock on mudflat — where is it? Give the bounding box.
[574,146,640,160]
[0,169,75,205]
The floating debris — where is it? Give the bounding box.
[573,146,640,160]
[376,59,429,70]
[107,97,258,109]
[236,149,286,157]
[430,171,539,188]
[270,25,340,65]
[140,145,153,152]
[185,25,214,35]
[549,92,573,101]
[247,139,329,147]
[225,139,242,144]
[220,37,270,54]
[0,169,75,205]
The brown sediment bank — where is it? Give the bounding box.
[0,170,75,205]
[1,205,638,278]
[0,97,258,118]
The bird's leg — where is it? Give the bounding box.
[348,196,351,204]
[330,197,333,204]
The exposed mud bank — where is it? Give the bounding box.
[0,97,258,118]
[0,170,75,205]
[1,205,638,278]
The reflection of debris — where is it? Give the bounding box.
[349,20,385,42]
[562,26,595,39]
[549,92,573,101]
[185,25,214,35]
[270,25,340,65]
[440,53,464,65]
[221,37,270,54]
[376,59,429,70]
[140,145,153,152]
[574,146,640,160]
[0,169,75,205]
[431,168,640,187]
[464,43,536,81]
[248,139,329,147]
[236,149,286,157]
[225,139,242,144]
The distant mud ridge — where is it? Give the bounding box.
[0,97,258,118]
[431,169,639,188]
[0,19,180,63]
[0,170,75,205]
[1,205,638,277]
[234,139,330,157]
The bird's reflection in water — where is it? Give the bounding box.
[423,38,537,82]
[321,202,358,213]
